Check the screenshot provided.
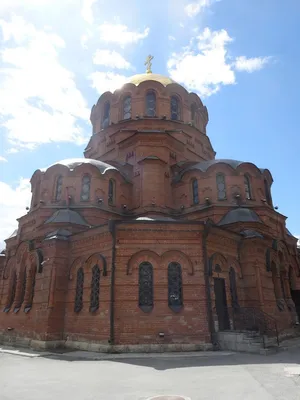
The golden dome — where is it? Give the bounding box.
[128,72,177,87]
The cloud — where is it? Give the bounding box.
[81,0,96,24]
[168,35,176,41]
[93,49,131,70]
[167,27,270,97]
[0,16,90,151]
[296,235,300,248]
[234,56,271,73]
[98,23,150,47]
[184,0,217,17]
[0,156,7,162]
[0,178,31,250]
[89,71,129,94]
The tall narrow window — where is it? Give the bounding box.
[244,174,252,200]
[216,173,226,200]
[108,178,115,205]
[15,268,27,312]
[229,267,239,309]
[146,91,156,117]
[191,103,197,126]
[4,271,17,312]
[264,179,271,205]
[24,268,36,313]
[170,95,180,120]
[55,175,63,202]
[123,96,131,119]
[168,262,183,311]
[80,174,91,201]
[192,178,199,205]
[90,265,100,312]
[32,180,41,207]
[102,101,110,128]
[139,262,153,312]
[74,267,84,313]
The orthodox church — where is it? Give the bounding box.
[0,58,299,352]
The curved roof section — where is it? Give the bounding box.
[41,158,117,175]
[128,73,177,87]
[44,209,90,226]
[135,215,176,222]
[218,208,262,226]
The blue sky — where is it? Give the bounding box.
[0,0,299,247]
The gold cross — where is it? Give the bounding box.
[144,54,154,74]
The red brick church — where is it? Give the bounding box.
[0,59,300,352]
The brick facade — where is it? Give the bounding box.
[0,71,299,351]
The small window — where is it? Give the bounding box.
[216,173,226,200]
[55,175,63,202]
[192,179,199,205]
[80,175,91,201]
[191,103,197,126]
[74,268,84,313]
[146,91,156,117]
[244,174,252,200]
[168,262,183,311]
[90,265,100,312]
[102,101,110,128]
[264,179,271,205]
[138,262,153,312]
[123,96,131,119]
[170,95,180,120]
[108,179,115,205]
[229,267,239,309]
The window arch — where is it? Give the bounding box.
[138,262,153,312]
[170,95,180,120]
[264,179,271,205]
[102,101,110,128]
[123,95,132,119]
[4,271,17,312]
[168,262,183,311]
[74,267,84,313]
[55,175,63,202]
[216,173,226,200]
[146,91,156,117]
[229,267,239,309]
[108,178,115,205]
[244,174,252,200]
[14,268,27,313]
[192,178,199,205]
[80,174,91,201]
[191,103,197,126]
[90,265,100,312]
[24,266,36,313]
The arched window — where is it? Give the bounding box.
[138,262,153,312]
[74,267,84,313]
[123,96,131,119]
[55,175,63,202]
[90,265,100,312]
[102,101,110,128]
[24,267,36,313]
[264,179,271,205]
[14,268,27,313]
[244,174,252,200]
[192,178,199,205]
[191,103,197,126]
[108,178,115,205]
[170,95,180,120]
[168,262,183,311]
[4,271,17,312]
[216,173,226,200]
[32,180,41,207]
[146,91,156,117]
[80,174,91,201]
[229,267,239,309]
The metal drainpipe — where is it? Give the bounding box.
[202,223,216,348]
[109,221,116,346]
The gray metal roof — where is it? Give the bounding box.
[41,158,117,175]
[173,159,266,183]
[240,229,264,239]
[44,229,72,241]
[44,209,90,226]
[218,208,262,226]
[135,215,176,222]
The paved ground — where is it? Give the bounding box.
[0,348,300,400]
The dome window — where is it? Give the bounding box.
[123,96,132,120]
[191,103,197,126]
[55,175,63,202]
[102,101,110,129]
[170,95,180,120]
[80,174,91,202]
[244,174,252,200]
[108,178,115,205]
[264,179,272,205]
[145,90,156,117]
[192,178,199,205]
[216,173,226,200]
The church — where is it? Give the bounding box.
[0,57,299,352]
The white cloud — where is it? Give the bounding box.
[89,71,128,94]
[98,23,150,47]
[296,235,300,248]
[168,35,176,41]
[234,56,271,73]
[0,16,90,151]
[167,27,270,97]
[81,0,96,24]
[93,49,131,69]
[0,156,7,162]
[184,0,217,17]
[0,178,31,250]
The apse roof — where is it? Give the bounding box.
[135,215,176,222]
[218,208,262,226]
[240,229,264,239]
[41,158,117,175]
[44,209,90,226]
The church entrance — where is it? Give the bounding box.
[214,278,230,331]
[291,290,300,319]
